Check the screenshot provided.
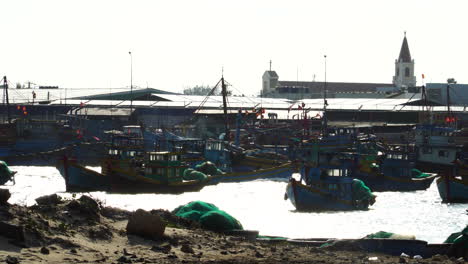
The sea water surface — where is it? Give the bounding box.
[4,165,467,243]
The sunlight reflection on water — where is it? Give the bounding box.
[4,167,467,243]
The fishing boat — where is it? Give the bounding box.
[57,120,293,193]
[57,126,208,193]
[415,124,460,171]
[57,156,108,192]
[436,159,468,202]
[351,148,437,192]
[285,153,376,211]
[57,152,208,193]
[284,66,375,211]
[437,175,468,203]
[414,81,463,173]
[104,132,292,186]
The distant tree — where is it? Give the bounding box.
[183,85,232,96]
[183,85,212,96]
[16,82,22,89]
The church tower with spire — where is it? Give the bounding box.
[393,32,416,88]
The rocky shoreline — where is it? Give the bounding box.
[0,190,465,264]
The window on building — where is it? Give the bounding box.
[422,147,432,154]
[405,67,410,77]
[438,150,449,157]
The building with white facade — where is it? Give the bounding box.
[262,34,419,100]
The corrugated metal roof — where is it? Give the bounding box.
[299,98,421,111]
[66,107,133,116]
[194,108,322,120]
[7,87,467,114]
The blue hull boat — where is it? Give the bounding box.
[353,171,437,192]
[436,176,468,202]
[285,163,376,211]
[56,156,208,194]
[285,178,369,211]
[57,156,293,193]
[352,149,437,192]
[56,157,109,192]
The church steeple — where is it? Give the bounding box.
[393,32,416,88]
[398,32,412,63]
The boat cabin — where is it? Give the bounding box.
[300,164,356,201]
[107,135,144,160]
[144,151,187,183]
[415,125,457,146]
[204,140,231,172]
[122,125,143,138]
[380,151,415,179]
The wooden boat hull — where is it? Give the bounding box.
[57,158,207,194]
[106,166,208,194]
[436,176,468,202]
[58,157,292,193]
[285,179,369,211]
[56,158,109,192]
[353,172,437,192]
[208,163,293,184]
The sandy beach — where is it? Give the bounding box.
[0,191,465,264]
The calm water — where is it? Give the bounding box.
[4,166,467,243]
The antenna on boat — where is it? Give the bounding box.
[2,76,11,124]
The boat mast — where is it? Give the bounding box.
[221,75,229,140]
[2,76,11,124]
[322,55,328,136]
[446,79,454,127]
[129,51,133,121]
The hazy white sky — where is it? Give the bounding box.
[1,0,467,96]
